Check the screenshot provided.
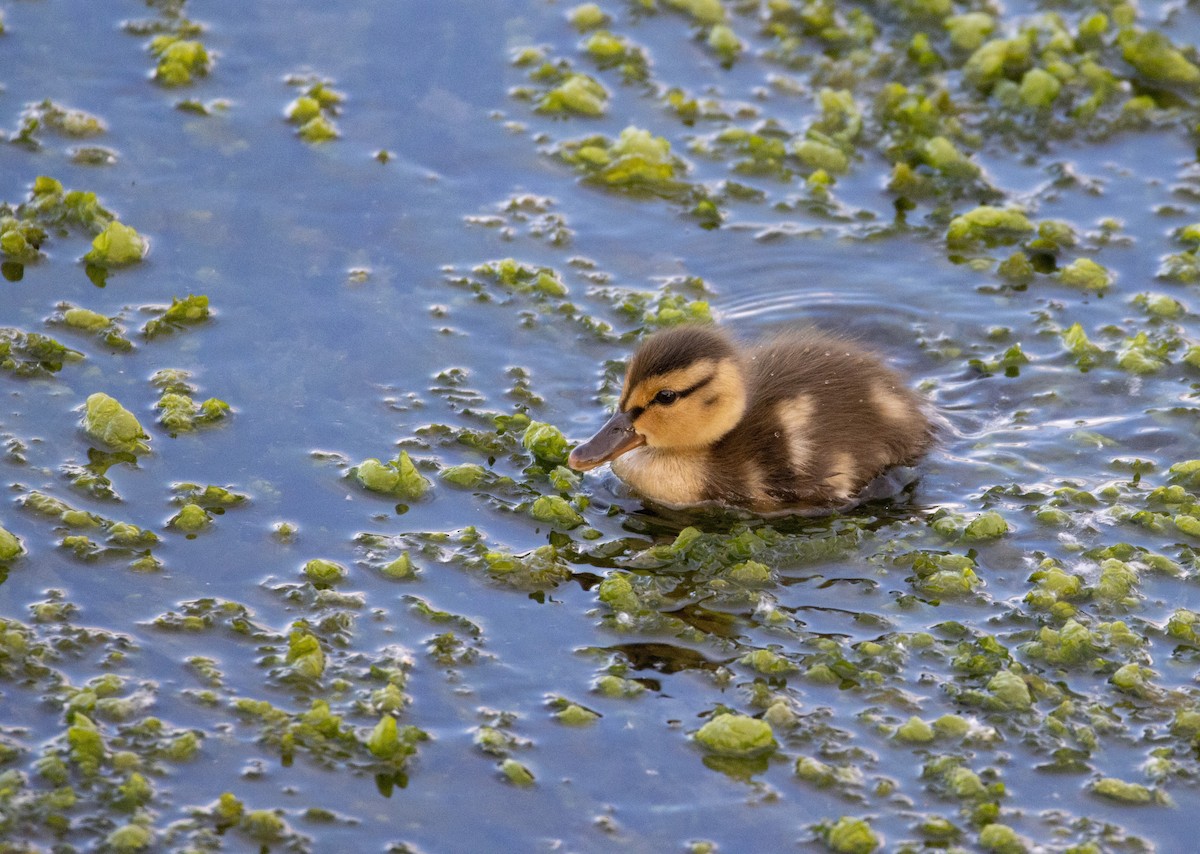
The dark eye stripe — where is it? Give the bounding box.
[627,372,716,421]
[674,372,715,401]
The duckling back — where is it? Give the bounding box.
[574,324,932,511]
[706,330,932,510]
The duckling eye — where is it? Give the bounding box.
[654,389,678,406]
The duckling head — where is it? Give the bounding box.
[568,325,747,471]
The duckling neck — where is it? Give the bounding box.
[611,446,709,506]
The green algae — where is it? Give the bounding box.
[823,816,881,853]
[142,294,210,338]
[352,452,432,500]
[286,75,344,143]
[83,394,150,455]
[83,221,147,266]
[694,714,775,757]
[1,328,84,377]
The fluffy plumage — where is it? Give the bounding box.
[568,324,932,512]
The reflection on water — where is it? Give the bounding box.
[2,0,1200,851]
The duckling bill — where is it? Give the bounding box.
[568,325,932,512]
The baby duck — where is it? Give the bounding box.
[568,324,932,512]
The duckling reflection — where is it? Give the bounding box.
[568,325,932,512]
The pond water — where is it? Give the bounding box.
[4,0,1200,851]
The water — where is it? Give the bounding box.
[3,1,1200,851]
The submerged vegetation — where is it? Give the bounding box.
[3,0,1200,851]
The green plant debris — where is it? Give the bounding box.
[569,4,608,32]
[351,452,432,499]
[83,220,148,266]
[83,393,150,455]
[501,757,536,786]
[142,294,211,338]
[1091,776,1153,804]
[52,304,133,351]
[11,99,107,149]
[286,75,344,142]
[694,714,775,757]
[151,369,231,433]
[946,207,1035,248]
[1058,257,1112,291]
[0,525,24,561]
[149,36,212,86]
[823,816,881,853]
[1,328,84,376]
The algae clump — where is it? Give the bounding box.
[1091,776,1153,803]
[0,525,23,561]
[694,713,775,757]
[353,452,431,499]
[83,221,147,266]
[825,816,881,853]
[946,207,1034,248]
[83,393,150,454]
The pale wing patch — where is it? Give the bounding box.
[823,451,859,501]
[776,393,815,474]
[869,383,913,424]
[612,447,706,506]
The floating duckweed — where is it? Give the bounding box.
[895,716,935,743]
[529,495,584,529]
[707,24,742,63]
[1110,662,1154,696]
[663,0,726,25]
[380,552,417,579]
[441,463,487,488]
[598,574,639,611]
[303,558,347,586]
[1091,776,1153,804]
[986,670,1032,710]
[83,393,150,454]
[557,126,689,197]
[978,823,1026,852]
[1119,30,1200,86]
[538,73,609,117]
[63,307,110,331]
[286,629,325,678]
[694,714,775,757]
[501,757,535,786]
[1018,68,1061,108]
[522,421,570,465]
[352,452,432,499]
[1134,292,1185,318]
[143,294,211,338]
[945,13,995,52]
[1058,258,1112,291]
[964,511,1010,540]
[83,221,147,266]
[793,138,849,174]
[241,810,286,842]
[595,674,645,698]
[0,526,23,561]
[946,206,1034,248]
[824,816,881,854]
[170,503,210,532]
[932,714,971,739]
[1061,323,1105,370]
[298,115,339,142]
[554,702,600,725]
[1097,558,1139,604]
[286,76,344,142]
[740,648,796,675]
[568,4,609,31]
[150,37,211,86]
[104,824,152,852]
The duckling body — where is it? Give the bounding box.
[568,325,931,512]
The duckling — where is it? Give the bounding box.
[568,324,932,512]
